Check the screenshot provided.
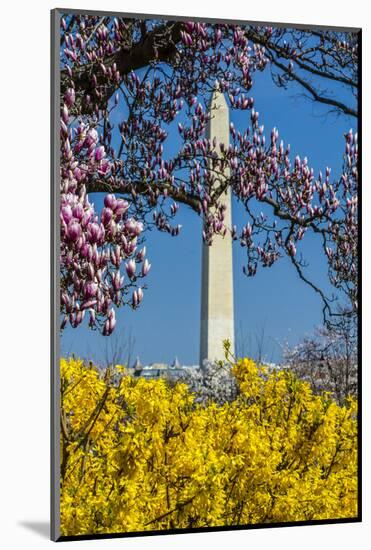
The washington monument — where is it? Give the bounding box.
[200,88,235,365]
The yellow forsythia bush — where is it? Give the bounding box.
[60,357,357,536]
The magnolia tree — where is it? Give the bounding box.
[283,311,357,405]
[184,360,239,405]
[59,15,359,335]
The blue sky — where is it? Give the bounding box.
[61,43,357,366]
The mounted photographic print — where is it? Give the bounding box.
[51,8,361,541]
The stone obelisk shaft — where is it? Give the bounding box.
[200,90,234,365]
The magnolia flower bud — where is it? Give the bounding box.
[103,194,117,210]
[62,104,69,124]
[67,220,81,241]
[108,309,116,333]
[142,259,151,276]
[87,223,101,243]
[287,241,297,257]
[326,246,333,259]
[101,207,113,225]
[84,128,98,148]
[103,319,110,336]
[126,259,136,279]
[136,247,146,262]
[61,205,73,224]
[113,270,124,291]
[75,310,85,326]
[114,199,129,218]
[95,146,106,161]
[72,203,84,221]
[85,282,98,298]
[64,88,75,107]
[81,299,97,311]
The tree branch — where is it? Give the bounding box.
[62,21,183,112]
[266,54,357,118]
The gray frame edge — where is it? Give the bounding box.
[51,8,61,542]
[55,7,361,33]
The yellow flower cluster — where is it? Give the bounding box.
[60,357,357,536]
